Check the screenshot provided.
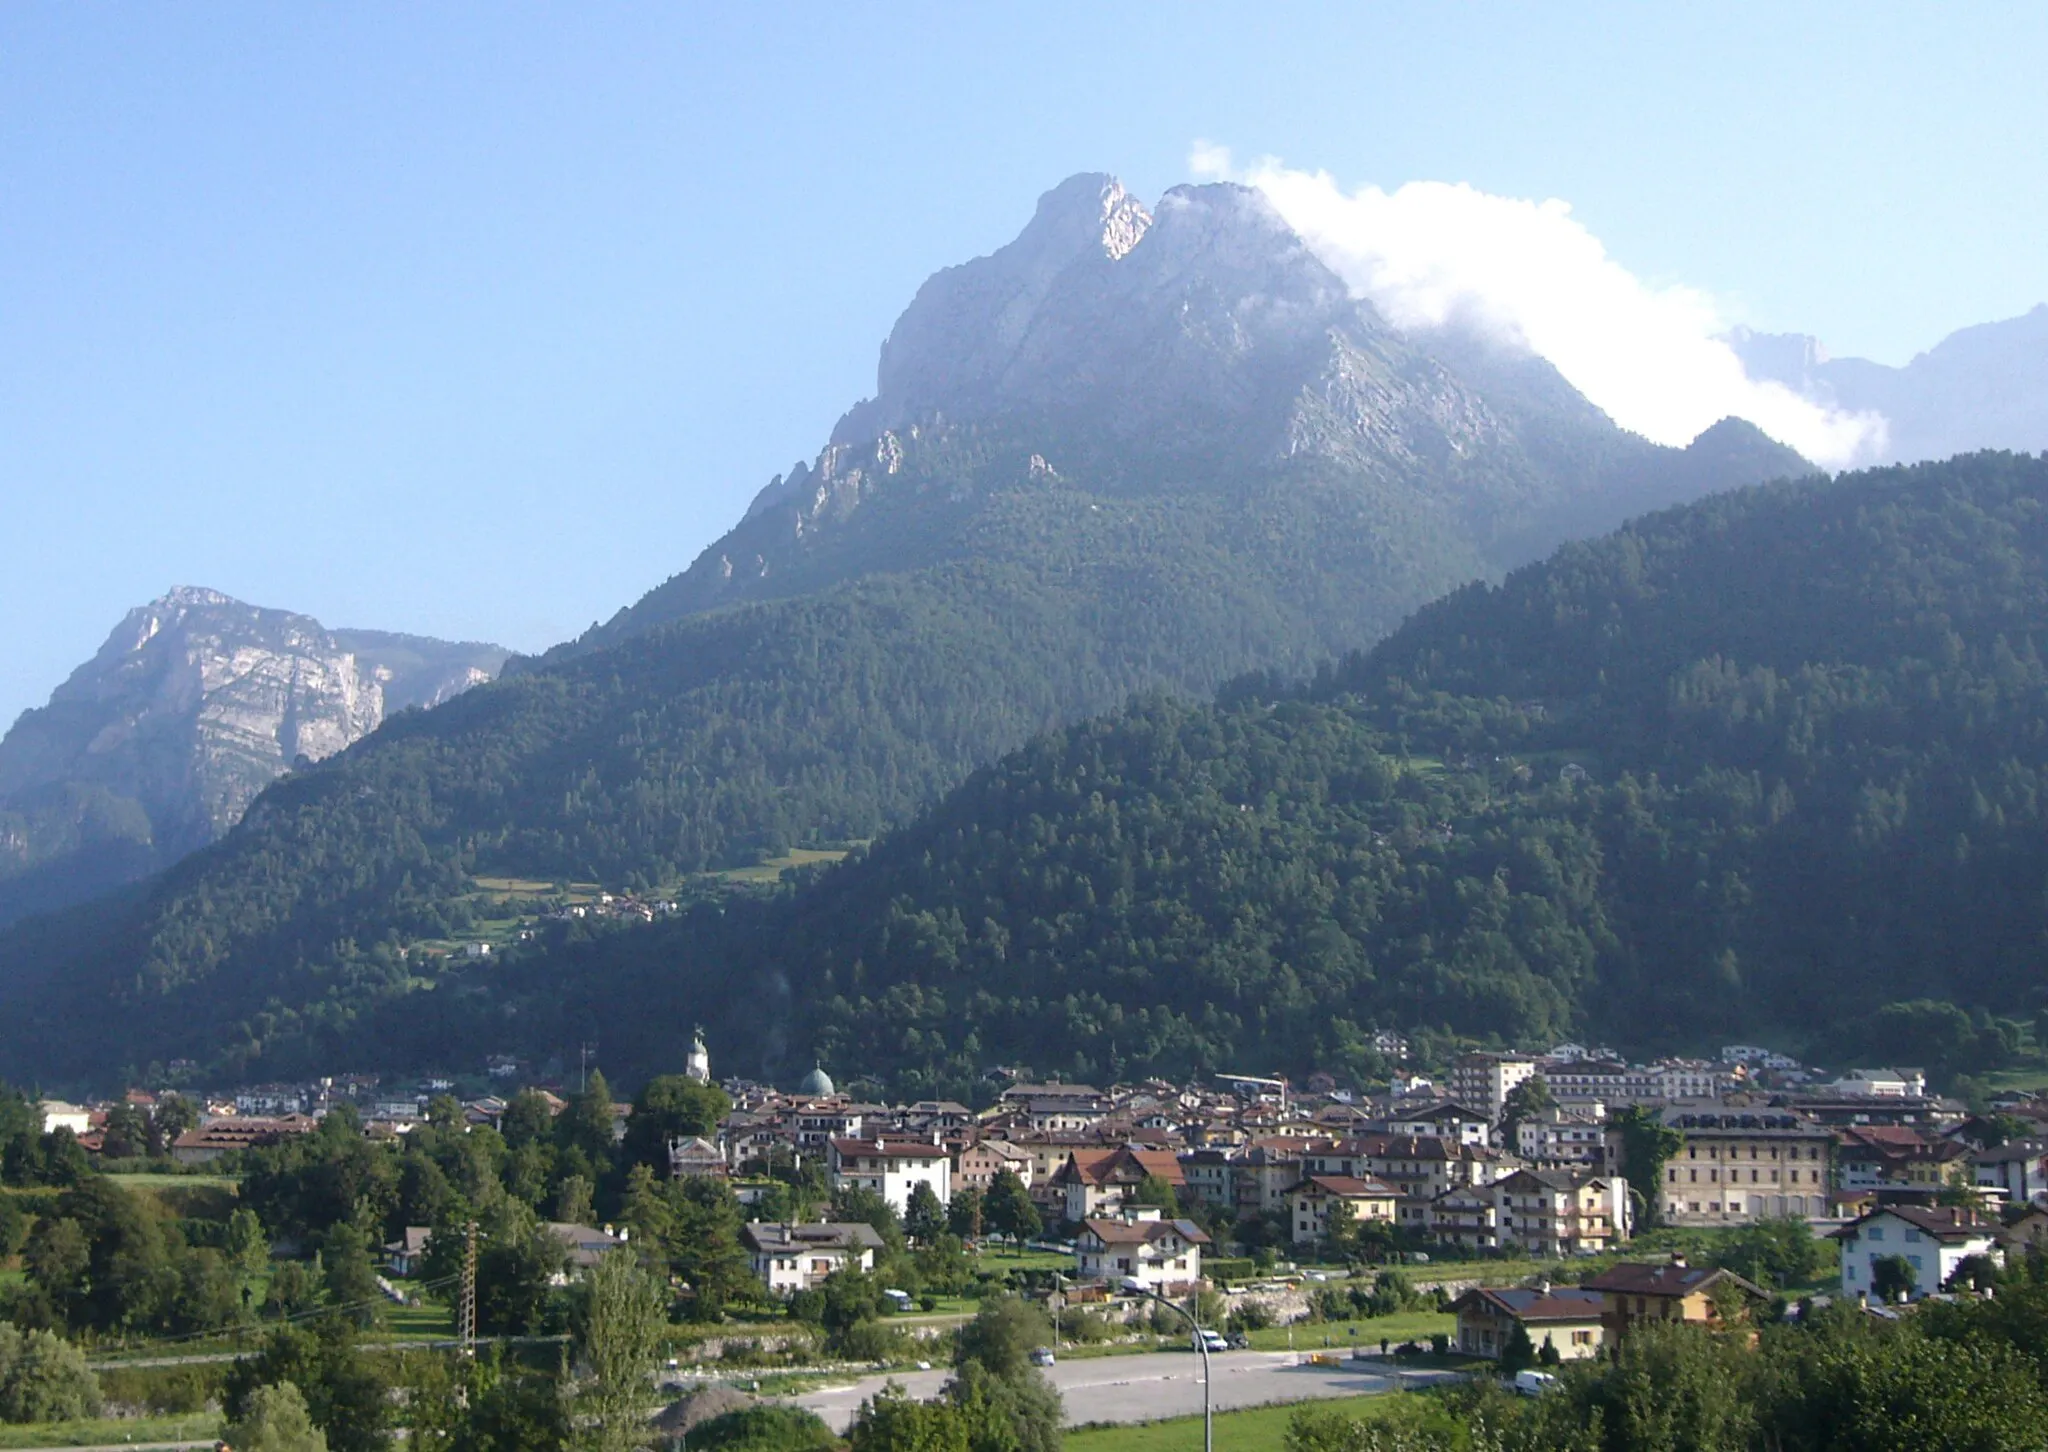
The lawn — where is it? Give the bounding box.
[1244,1311,1455,1354]
[1067,1394,1410,1452]
[0,1413,216,1448]
[387,1294,456,1340]
[974,1246,1073,1273]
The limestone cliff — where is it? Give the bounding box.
[0,588,506,922]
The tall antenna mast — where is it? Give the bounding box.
[458,1219,479,1356]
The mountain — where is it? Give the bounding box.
[546,177,1802,659]
[0,175,1808,1085]
[0,589,506,925]
[307,450,2048,1099]
[1730,306,2048,465]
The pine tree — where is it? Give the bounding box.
[574,1249,668,1452]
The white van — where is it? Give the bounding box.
[1512,1370,1557,1397]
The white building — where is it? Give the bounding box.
[740,1221,884,1294]
[1517,1105,1609,1164]
[827,1136,952,1216]
[1974,1139,2048,1208]
[1074,1208,1209,1294]
[1449,1054,1537,1119]
[37,1101,91,1136]
[1652,1060,1727,1102]
[1833,1206,2000,1302]
[1826,1068,1928,1099]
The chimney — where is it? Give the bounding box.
[1536,1278,1552,1298]
[1669,1251,1688,1270]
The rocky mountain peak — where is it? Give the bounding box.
[844,173,1373,452]
[0,592,507,925]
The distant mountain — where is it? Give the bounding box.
[0,588,506,925]
[1730,305,2048,464]
[0,175,1808,1085]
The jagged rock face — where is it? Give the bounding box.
[568,173,1633,658]
[0,588,506,920]
[834,175,1512,470]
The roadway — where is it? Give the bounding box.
[795,1350,1460,1432]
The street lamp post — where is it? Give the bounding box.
[1122,1277,1210,1452]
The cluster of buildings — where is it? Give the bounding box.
[39,1036,2048,1310]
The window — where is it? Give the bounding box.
[1905,1229,1923,1244]
[1909,1256,1923,1270]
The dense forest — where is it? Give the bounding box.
[0,390,1798,1085]
[386,451,2048,1096]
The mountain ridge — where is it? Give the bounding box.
[0,173,1814,1085]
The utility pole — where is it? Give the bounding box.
[579,1041,597,1094]
[458,1220,479,1356]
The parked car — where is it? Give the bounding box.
[1030,1347,1056,1367]
[1513,1370,1558,1397]
[1193,1330,1229,1354]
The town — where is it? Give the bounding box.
[26,1033,2048,1328]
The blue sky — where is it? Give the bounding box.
[3,4,2044,728]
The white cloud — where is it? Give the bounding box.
[1191,147,1884,468]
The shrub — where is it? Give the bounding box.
[690,1405,836,1452]
[0,1325,102,1424]
[98,1363,223,1414]
[833,1319,908,1363]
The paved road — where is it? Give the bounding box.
[796,1350,1459,1432]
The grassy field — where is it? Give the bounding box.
[0,1413,216,1448]
[1244,1311,1455,1353]
[716,848,851,883]
[1985,1064,2048,1094]
[1067,1394,1409,1452]
[103,1172,243,1192]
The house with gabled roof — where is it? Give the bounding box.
[1832,1204,2001,1302]
[1283,1174,1399,1246]
[1049,1143,1185,1223]
[1452,1284,1607,1361]
[1074,1208,1210,1294]
[741,1221,885,1295]
[1581,1254,1766,1336]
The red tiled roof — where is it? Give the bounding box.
[1081,1217,1212,1247]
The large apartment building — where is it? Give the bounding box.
[1645,1108,1835,1225]
[1448,1054,1537,1119]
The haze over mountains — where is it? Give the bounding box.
[1730,305,2048,465]
[3,171,2046,1090]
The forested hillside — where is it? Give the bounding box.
[0,176,1805,1087]
[332,451,2048,1097]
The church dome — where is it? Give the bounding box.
[798,1064,835,1097]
